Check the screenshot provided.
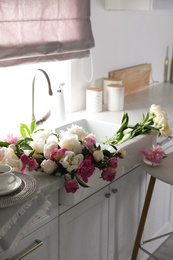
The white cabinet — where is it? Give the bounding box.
[108,166,146,260]
[59,185,109,260]
[0,218,58,260]
[59,165,146,260]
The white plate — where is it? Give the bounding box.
[143,157,160,167]
[0,176,22,196]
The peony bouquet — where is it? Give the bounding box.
[0,122,126,194]
[104,104,172,146]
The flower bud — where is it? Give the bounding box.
[117,148,126,159]
[93,149,104,162]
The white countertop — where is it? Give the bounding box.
[65,82,173,126]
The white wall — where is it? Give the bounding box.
[70,0,173,111]
[1,0,173,135]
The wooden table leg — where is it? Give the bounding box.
[131,176,156,260]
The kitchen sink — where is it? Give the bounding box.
[55,118,120,143]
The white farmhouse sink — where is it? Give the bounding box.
[55,118,120,143]
[55,119,157,206]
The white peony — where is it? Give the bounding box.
[150,104,167,115]
[31,130,52,141]
[59,134,82,154]
[150,104,172,137]
[46,134,59,143]
[8,144,16,152]
[0,147,6,164]
[44,141,58,159]
[66,124,88,140]
[0,147,22,171]
[30,140,45,158]
[41,159,58,174]
[59,151,83,172]
[160,122,172,137]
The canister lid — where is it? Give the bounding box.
[104,77,122,81]
[86,88,102,92]
[107,84,123,88]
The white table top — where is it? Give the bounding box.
[142,152,173,185]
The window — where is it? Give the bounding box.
[0,61,70,138]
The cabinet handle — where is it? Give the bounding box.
[6,239,43,260]
[157,136,173,146]
[112,188,118,194]
[105,193,111,198]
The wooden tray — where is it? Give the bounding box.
[109,63,151,96]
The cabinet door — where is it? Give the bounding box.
[1,218,58,260]
[59,186,109,260]
[108,166,146,260]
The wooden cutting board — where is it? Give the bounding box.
[109,63,151,96]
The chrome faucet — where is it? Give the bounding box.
[32,69,53,127]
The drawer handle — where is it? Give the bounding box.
[157,136,173,146]
[112,188,118,194]
[6,239,43,260]
[105,193,111,198]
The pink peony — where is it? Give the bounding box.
[3,133,23,145]
[49,148,68,161]
[64,179,79,193]
[28,158,38,172]
[109,157,118,168]
[77,155,95,183]
[102,167,117,182]
[20,154,38,173]
[141,145,165,164]
[83,134,96,152]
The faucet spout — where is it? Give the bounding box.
[32,69,53,126]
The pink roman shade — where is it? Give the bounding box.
[0,0,95,67]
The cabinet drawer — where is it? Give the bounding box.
[1,218,58,260]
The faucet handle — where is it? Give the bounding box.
[36,110,51,126]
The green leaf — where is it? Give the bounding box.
[111,145,117,151]
[29,150,35,157]
[34,129,45,134]
[103,149,111,157]
[20,143,33,150]
[75,175,90,188]
[15,139,25,145]
[117,112,129,133]
[24,137,33,142]
[20,123,31,137]
[30,121,36,135]
[20,126,27,137]
[0,141,10,147]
